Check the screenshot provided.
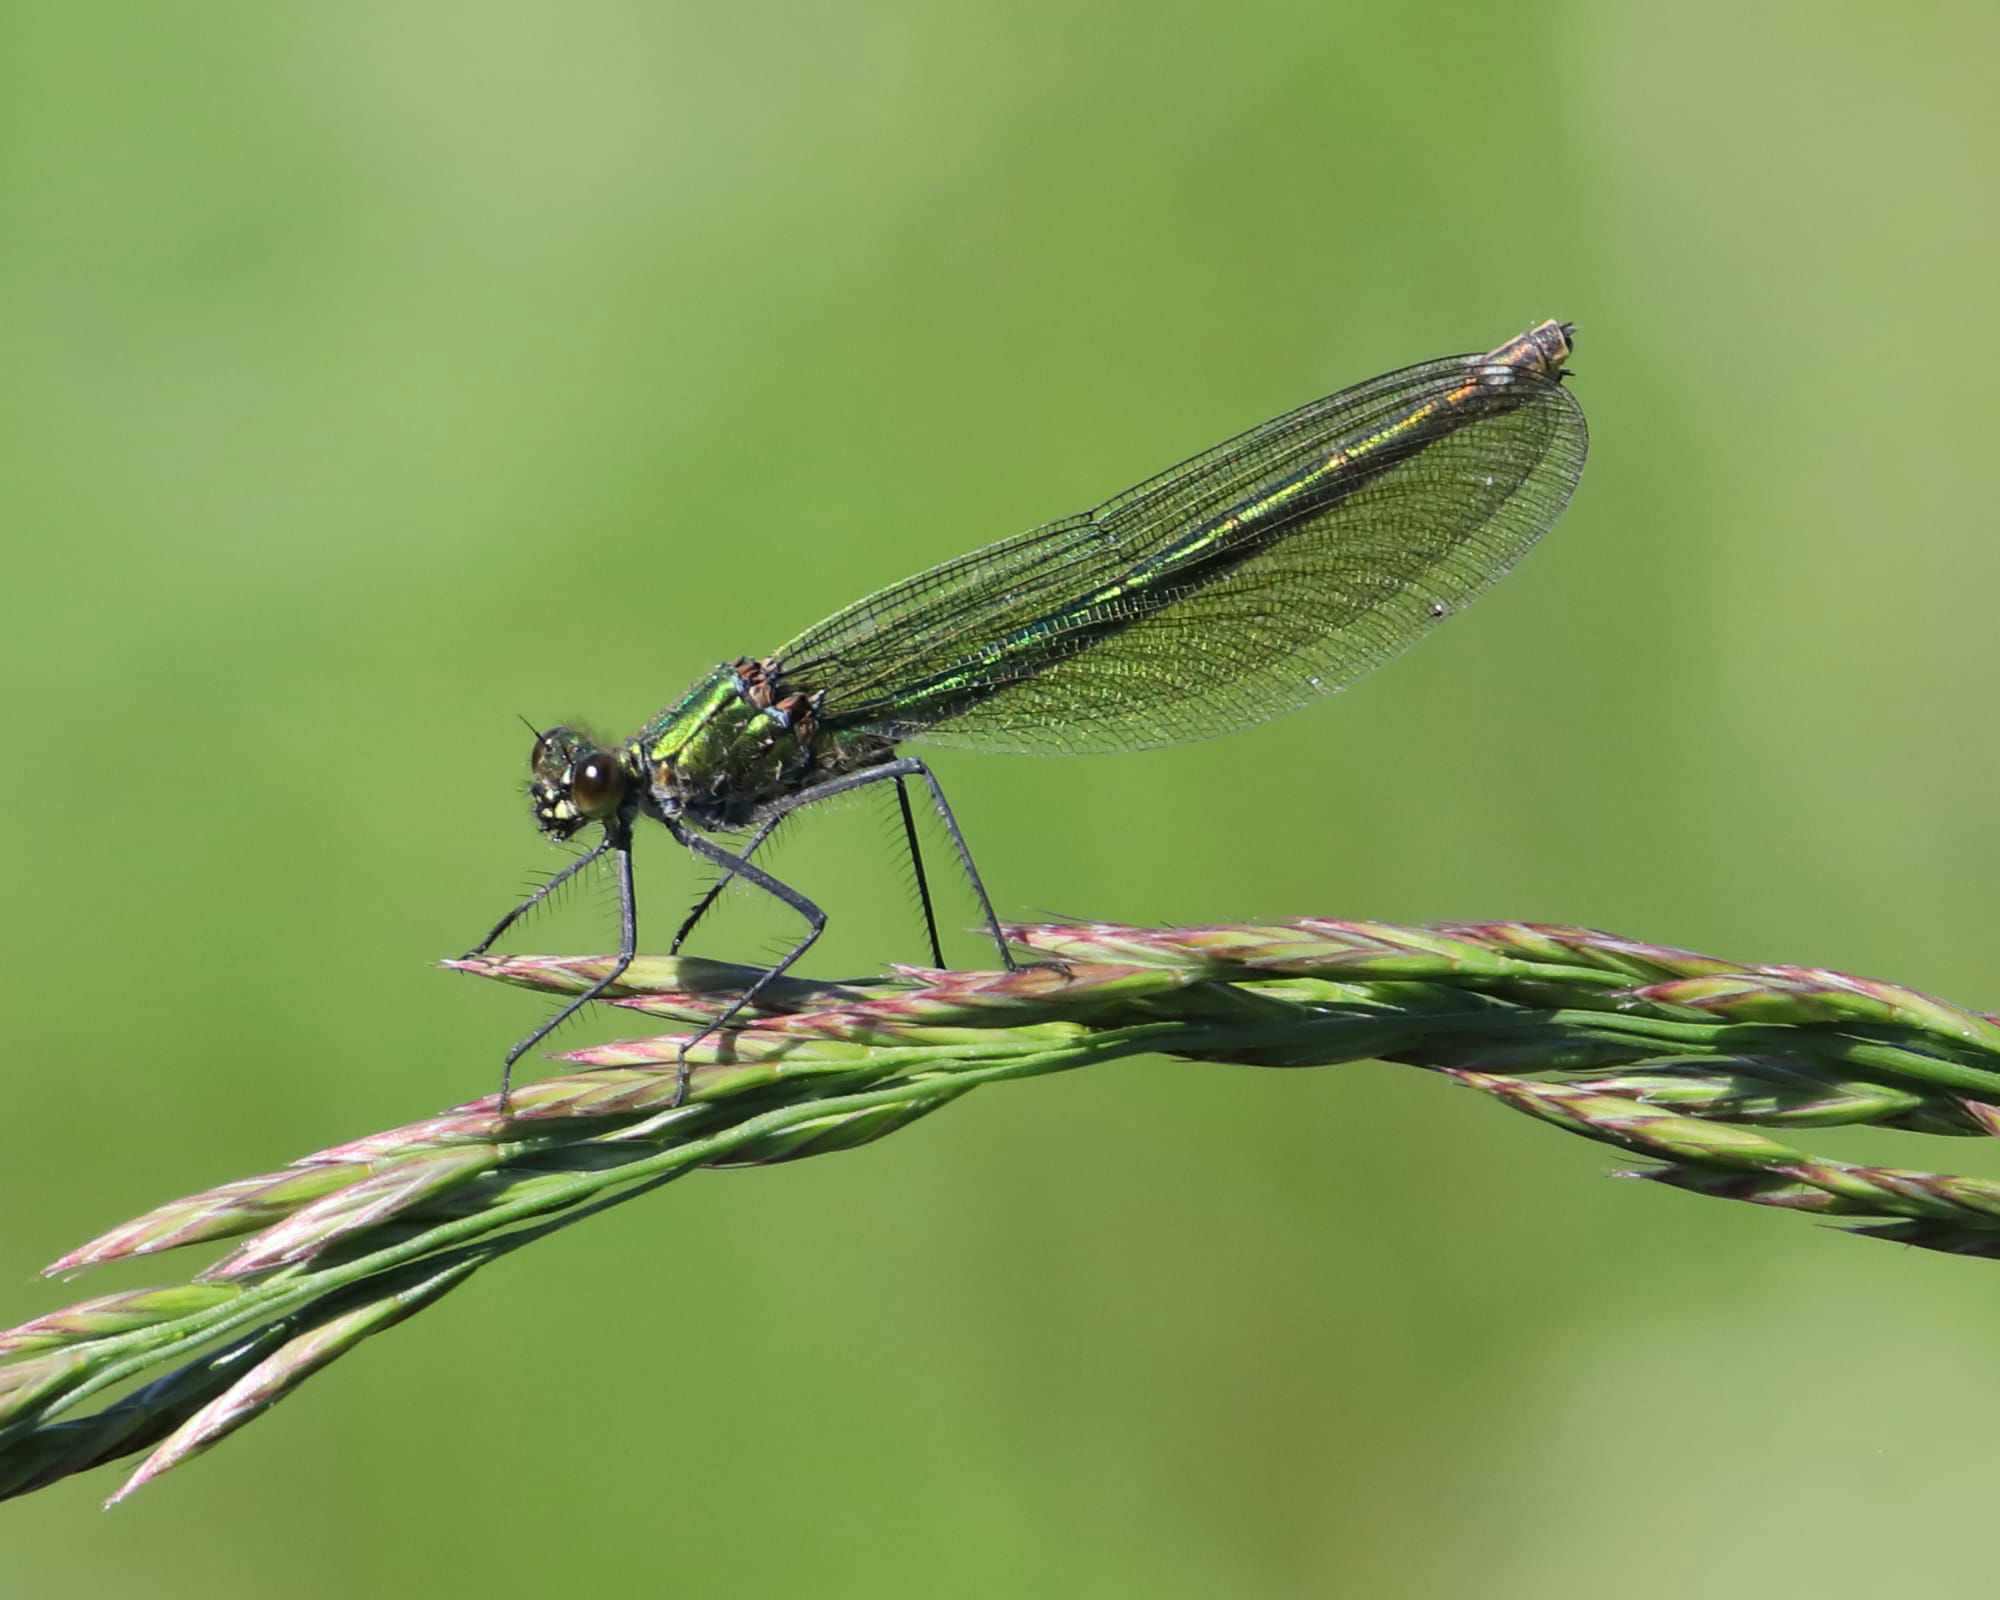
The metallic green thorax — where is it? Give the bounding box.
[628,656,891,833]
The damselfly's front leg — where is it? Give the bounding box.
[481,819,638,1115]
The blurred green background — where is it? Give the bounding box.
[4,1,1998,1592]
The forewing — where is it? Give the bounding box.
[782,352,1585,754]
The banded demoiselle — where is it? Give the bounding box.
[468,318,1589,1102]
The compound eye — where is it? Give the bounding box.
[569,752,626,817]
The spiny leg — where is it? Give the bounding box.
[675,775,942,968]
[894,774,945,968]
[763,757,1018,972]
[672,829,828,1104]
[464,835,613,958]
[900,759,1014,971]
[670,811,784,955]
[495,819,638,1113]
[666,761,1026,1104]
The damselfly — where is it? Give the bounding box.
[468,319,1588,1102]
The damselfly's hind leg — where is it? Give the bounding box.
[665,757,1025,1105]
[672,769,950,969]
[893,774,946,969]
[760,757,1017,971]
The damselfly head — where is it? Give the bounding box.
[528,727,628,839]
